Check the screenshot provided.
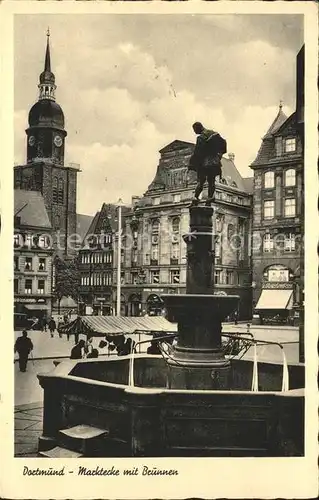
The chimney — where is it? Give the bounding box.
[296,45,304,126]
[228,153,235,162]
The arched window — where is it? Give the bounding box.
[172,217,180,233]
[58,179,64,204]
[52,177,58,203]
[264,171,274,189]
[285,169,296,187]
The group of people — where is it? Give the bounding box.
[70,336,99,360]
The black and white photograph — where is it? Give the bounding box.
[0,1,318,499]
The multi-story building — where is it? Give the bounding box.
[77,203,130,316]
[14,32,80,258]
[120,140,253,319]
[250,46,304,325]
[14,190,54,322]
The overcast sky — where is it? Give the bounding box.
[14,14,303,216]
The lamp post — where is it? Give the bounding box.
[116,198,123,316]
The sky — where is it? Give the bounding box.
[14,14,303,216]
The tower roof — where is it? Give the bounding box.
[39,28,55,85]
[263,102,287,139]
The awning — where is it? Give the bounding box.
[255,290,293,310]
[24,304,49,311]
[58,315,178,337]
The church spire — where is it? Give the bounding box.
[38,29,56,101]
[44,27,51,73]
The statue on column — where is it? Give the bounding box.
[188,122,227,206]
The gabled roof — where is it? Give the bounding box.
[82,203,131,247]
[263,104,288,139]
[159,140,194,154]
[220,157,246,192]
[242,177,254,194]
[14,190,51,229]
[76,214,94,242]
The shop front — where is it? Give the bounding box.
[254,265,297,325]
[14,296,52,328]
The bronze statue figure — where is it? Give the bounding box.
[188,122,227,206]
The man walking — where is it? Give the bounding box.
[48,317,56,338]
[189,122,227,206]
[14,330,33,372]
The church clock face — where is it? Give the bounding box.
[54,135,62,147]
[28,135,35,147]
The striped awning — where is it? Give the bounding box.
[58,315,177,337]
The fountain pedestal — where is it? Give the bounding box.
[162,206,239,390]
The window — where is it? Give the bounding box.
[131,272,139,285]
[275,137,282,157]
[171,242,179,260]
[132,248,138,264]
[121,249,124,264]
[173,194,181,203]
[264,200,274,219]
[285,169,296,187]
[150,270,160,284]
[37,280,45,294]
[172,217,180,233]
[284,233,296,252]
[284,198,296,217]
[24,279,32,294]
[263,234,274,253]
[38,235,49,248]
[53,177,58,204]
[226,270,234,285]
[284,138,296,153]
[38,258,46,271]
[58,179,64,204]
[214,270,221,284]
[170,270,180,284]
[153,197,160,206]
[264,171,274,189]
[151,245,159,262]
[25,235,33,248]
[14,234,22,248]
[55,215,61,228]
[215,235,221,258]
[25,257,32,271]
[14,256,19,271]
[227,224,235,242]
[14,279,19,294]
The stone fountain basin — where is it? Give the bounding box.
[37,354,304,457]
[161,294,239,321]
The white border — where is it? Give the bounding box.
[0,2,318,499]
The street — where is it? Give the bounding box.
[14,324,300,407]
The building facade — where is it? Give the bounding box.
[14,190,54,322]
[14,32,80,258]
[77,203,130,316]
[250,47,304,325]
[120,140,253,319]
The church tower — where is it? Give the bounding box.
[26,29,67,165]
[14,30,80,257]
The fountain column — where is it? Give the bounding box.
[162,206,238,390]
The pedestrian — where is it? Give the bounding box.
[42,317,47,332]
[234,310,238,325]
[74,330,80,344]
[48,317,56,338]
[84,336,94,358]
[14,330,33,372]
[87,348,99,359]
[70,339,85,360]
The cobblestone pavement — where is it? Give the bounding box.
[14,402,43,458]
